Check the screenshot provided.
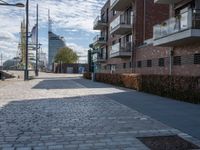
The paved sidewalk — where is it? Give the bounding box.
[75,78,200,140]
[0,73,199,150]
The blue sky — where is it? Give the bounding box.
[0,0,106,63]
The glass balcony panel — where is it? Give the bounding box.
[93,35,106,43]
[153,9,194,39]
[93,15,107,30]
[153,9,200,46]
[110,42,132,58]
[110,13,132,35]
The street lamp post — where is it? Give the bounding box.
[24,0,29,80]
[35,4,39,76]
[0,53,3,71]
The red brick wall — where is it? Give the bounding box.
[134,42,200,76]
[134,0,144,47]
[135,45,170,75]
[144,1,169,40]
[172,42,200,76]
[134,0,169,46]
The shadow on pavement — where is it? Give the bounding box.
[19,77,200,140]
[32,79,85,89]
[33,78,111,89]
[74,78,200,140]
[35,76,82,80]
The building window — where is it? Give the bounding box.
[123,63,126,69]
[173,56,181,66]
[159,58,165,67]
[112,10,116,16]
[137,61,142,68]
[129,62,132,68]
[147,60,152,67]
[111,65,116,72]
[194,54,200,64]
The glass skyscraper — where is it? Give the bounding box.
[48,32,66,70]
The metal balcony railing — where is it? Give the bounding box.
[93,53,106,62]
[110,42,132,56]
[93,16,107,26]
[110,14,132,31]
[153,9,200,40]
[93,35,106,43]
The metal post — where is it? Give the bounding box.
[35,4,39,76]
[24,0,29,80]
[131,1,135,73]
[0,53,2,71]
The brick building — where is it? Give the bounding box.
[153,0,200,76]
[54,63,89,74]
[90,0,200,76]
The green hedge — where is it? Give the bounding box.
[83,72,200,104]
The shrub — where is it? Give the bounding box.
[90,73,200,104]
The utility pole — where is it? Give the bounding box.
[24,0,29,80]
[35,4,39,76]
[0,53,3,71]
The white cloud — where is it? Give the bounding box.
[0,0,106,63]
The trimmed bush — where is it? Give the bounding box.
[85,72,200,104]
[141,75,200,104]
[121,74,142,91]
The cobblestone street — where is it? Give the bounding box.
[0,73,199,150]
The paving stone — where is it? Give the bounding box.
[0,73,199,149]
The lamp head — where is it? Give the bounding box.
[15,3,25,7]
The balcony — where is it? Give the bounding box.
[154,0,181,4]
[110,15,132,35]
[153,9,200,46]
[93,35,107,46]
[92,48,100,54]
[93,53,106,63]
[93,16,107,30]
[110,0,132,11]
[110,42,132,58]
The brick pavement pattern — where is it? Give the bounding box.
[0,73,199,150]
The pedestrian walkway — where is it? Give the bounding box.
[75,78,200,140]
[0,73,199,150]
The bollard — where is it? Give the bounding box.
[92,73,95,82]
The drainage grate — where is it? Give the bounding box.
[137,135,200,150]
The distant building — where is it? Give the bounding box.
[48,10,66,71]
[48,32,66,71]
[53,63,89,74]
[39,52,47,70]
[3,57,21,70]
